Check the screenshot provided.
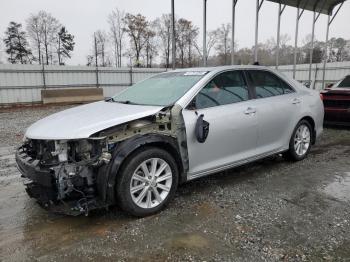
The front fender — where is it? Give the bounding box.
[97,134,183,204]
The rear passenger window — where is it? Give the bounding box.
[192,71,249,109]
[248,70,294,99]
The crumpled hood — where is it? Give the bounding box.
[25,101,163,140]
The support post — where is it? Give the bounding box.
[254,0,259,63]
[293,6,304,79]
[254,0,264,63]
[203,0,207,66]
[129,66,133,86]
[313,63,318,89]
[322,15,330,90]
[276,3,286,69]
[171,0,176,70]
[231,0,238,65]
[94,33,99,88]
[276,3,281,69]
[41,55,46,89]
[308,11,316,86]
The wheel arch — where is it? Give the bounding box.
[299,116,316,144]
[97,134,185,204]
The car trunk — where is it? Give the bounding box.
[322,89,350,124]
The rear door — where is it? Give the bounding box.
[182,70,258,176]
[245,70,301,154]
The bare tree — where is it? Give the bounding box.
[26,11,61,65]
[154,14,172,68]
[41,12,61,65]
[215,23,231,65]
[186,23,199,67]
[86,54,94,66]
[26,14,43,64]
[123,13,149,67]
[94,30,108,67]
[328,37,349,62]
[176,19,189,67]
[108,8,125,67]
[175,19,198,68]
[144,26,158,67]
[195,30,218,62]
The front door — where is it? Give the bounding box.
[182,70,258,176]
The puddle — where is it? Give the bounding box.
[324,172,350,202]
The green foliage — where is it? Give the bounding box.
[3,22,32,64]
[57,27,75,65]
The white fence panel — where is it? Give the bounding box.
[0,65,167,105]
[0,62,349,105]
[277,61,350,90]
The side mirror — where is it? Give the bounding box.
[195,114,210,143]
[325,83,334,90]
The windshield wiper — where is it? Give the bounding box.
[114,100,138,105]
[105,97,116,102]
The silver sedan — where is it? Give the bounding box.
[17,66,324,217]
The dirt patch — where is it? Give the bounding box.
[0,106,350,261]
[166,233,210,250]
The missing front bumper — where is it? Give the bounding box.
[15,147,107,216]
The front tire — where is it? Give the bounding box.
[284,120,312,161]
[115,147,179,217]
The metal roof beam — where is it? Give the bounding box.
[329,1,344,24]
[266,0,346,15]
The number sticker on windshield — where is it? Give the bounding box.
[184,72,208,76]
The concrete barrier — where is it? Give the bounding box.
[41,88,104,104]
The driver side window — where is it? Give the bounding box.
[190,71,249,110]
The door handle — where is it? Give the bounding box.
[292,98,301,104]
[244,107,256,115]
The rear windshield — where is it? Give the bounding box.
[337,75,350,88]
[112,71,207,106]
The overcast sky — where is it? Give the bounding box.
[0,0,349,65]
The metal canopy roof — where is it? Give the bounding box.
[266,0,345,14]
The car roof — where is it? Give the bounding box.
[172,65,271,74]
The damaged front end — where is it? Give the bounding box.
[16,138,111,215]
[16,105,188,216]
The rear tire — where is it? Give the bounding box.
[115,147,179,217]
[283,120,312,161]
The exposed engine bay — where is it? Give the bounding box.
[16,106,187,215]
[17,138,110,215]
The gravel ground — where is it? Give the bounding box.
[0,105,349,262]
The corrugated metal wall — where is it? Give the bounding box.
[0,62,349,105]
[277,61,350,90]
[0,64,166,105]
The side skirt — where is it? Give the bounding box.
[186,148,286,181]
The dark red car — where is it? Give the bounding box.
[321,75,350,126]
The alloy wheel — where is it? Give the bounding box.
[294,124,311,156]
[130,158,172,209]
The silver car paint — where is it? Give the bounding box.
[25,101,163,140]
[175,66,324,178]
[182,100,259,174]
[25,66,324,180]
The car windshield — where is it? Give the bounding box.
[337,75,350,88]
[112,71,207,106]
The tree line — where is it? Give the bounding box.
[88,9,350,68]
[2,8,349,67]
[2,11,75,65]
